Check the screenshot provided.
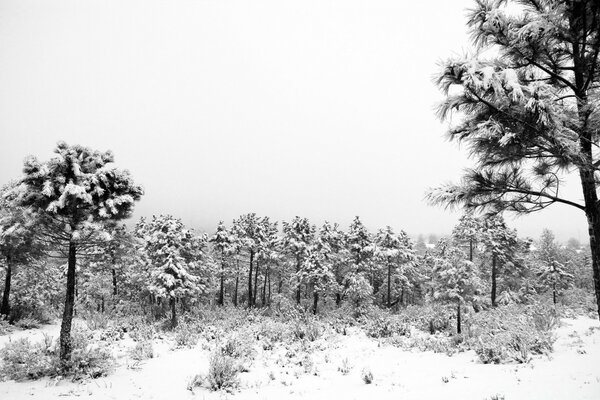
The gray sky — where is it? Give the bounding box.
[0,0,587,242]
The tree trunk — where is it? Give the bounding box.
[218,262,224,307]
[295,256,301,305]
[233,275,239,307]
[253,259,260,306]
[170,297,177,327]
[491,254,497,307]
[267,268,272,306]
[469,239,473,262]
[0,255,12,317]
[59,241,77,364]
[571,7,600,320]
[456,300,462,334]
[111,268,118,296]
[261,265,268,306]
[336,293,341,306]
[248,250,254,308]
[313,291,319,315]
[387,257,391,308]
[553,281,557,305]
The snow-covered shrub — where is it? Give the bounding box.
[469,305,555,363]
[129,340,154,361]
[399,304,452,334]
[361,309,410,338]
[337,357,352,375]
[174,323,199,348]
[129,324,155,342]
[83,311,110,331]
[63,327,115,379]
[203,352,239,391]
[0,337,55,380]
[292,319,322,342]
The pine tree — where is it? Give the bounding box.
[426,0,600,319]
[282,217,315,305]
[136,215,210,326]
[536,229,573,305]
[0,182,41,318]
[13,142,143,363]
[432,239,481,334]
[209,221,235,306]
[316,221,348,306]
[373,226,417,307]
[232,213,263,307]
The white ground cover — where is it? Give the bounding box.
[0,316,598,400]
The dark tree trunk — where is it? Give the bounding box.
[571,5,600,320]
[386,257,391,308]
[101,296,105,313]
[267,268,272,306]
[111,268,118,296]
[253,259,260,306]
[336,293,341,306]
[170,297,177,327]
[295,256,301,305]
[261,265,268,306]
[469,239,473,262]
[456,300,462,334]
[491,254,497,307]
[248,250,254,307]
[0,255,12,317]
[59,241,77,364]
[233,275,239,307]
[553,281,557,305]
[313,291,319,315]
[218,259,225,307]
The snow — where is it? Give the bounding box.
[1,316,599,400]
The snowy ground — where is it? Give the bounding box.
[0,317,599,400]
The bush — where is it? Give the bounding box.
[174,323,199,348]
[15,317,41,330]
[129,341,154,361]
[0,328,115,381]
[469,305,555,364]
[203,352,239,391]
[361,367,373,384]
[362,310,410,338]
[0,338,55,380]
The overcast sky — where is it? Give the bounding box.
[0,0,587,242]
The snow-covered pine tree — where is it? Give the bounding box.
[432,238,481,334]
[426,0,600,319]
[136,215,210,326]
[536,229,573,305]
[13,142,143,364]
[209,221,235,306]
[316,221,347,306]
[282,216,316,305]
[232,213,263,307]
[373,226,417,307]
[479,215,519,306]
[0,182,42,318]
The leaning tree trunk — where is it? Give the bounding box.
[0,255,12,317]
[111,268,118,296]
[491,254,497,307]
[247,250,254,308]
[313,291,319,315]
[59,241,77,364]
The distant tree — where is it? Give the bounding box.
[209,221,235,306]
[232,213,263,307]
[256,217,279,307]
[479,215,519,306]
[0,183,41,318]
[136,215,210,326]
[373,226,416,307]
[426,0,600,319]
[536,229,573,305]
[452,214,482,262]
[13,142,143,364]
[282,217,315,305]
[300,248,335,314]
[432,239,481,334]
[316,221,347,305]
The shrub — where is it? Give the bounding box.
[15,317,41,330]
[292,320,322,342]
[338,358,352,375]
[174,323,199,348]
[83,311,110,331]
[129,341,154,361]
[361,367,373,384]
[0,327,115,381]
[363,311,410,338]
[203,352,239,391]
[0,338,54,380]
